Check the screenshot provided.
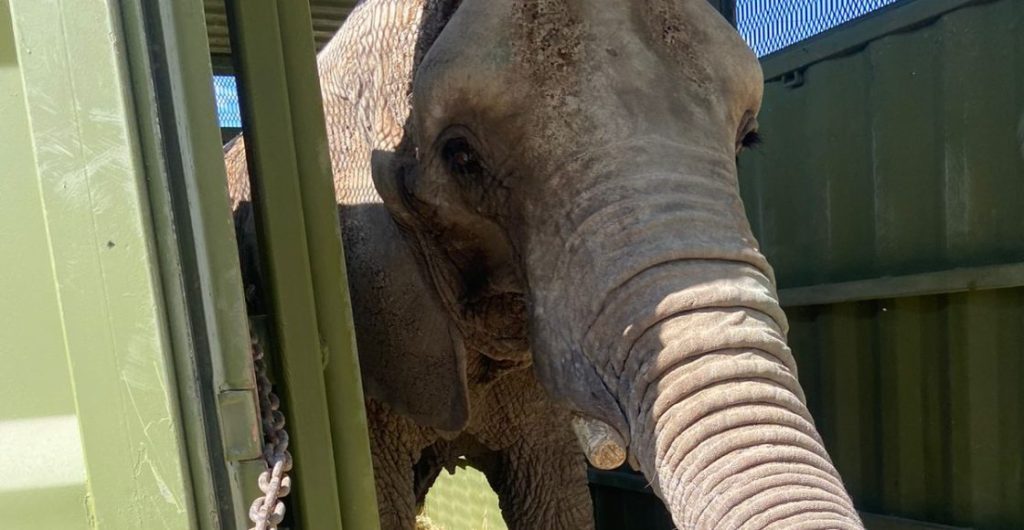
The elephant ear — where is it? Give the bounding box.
[341,150,469,433]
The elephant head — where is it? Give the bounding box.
[360,0,861,527]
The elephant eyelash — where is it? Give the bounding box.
[741,131,762,149]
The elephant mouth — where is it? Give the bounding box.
[438,237,530,362]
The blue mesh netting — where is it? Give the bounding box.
[737,0,901,57]
[213,75,242,128]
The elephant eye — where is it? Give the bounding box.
[441,137,486,177]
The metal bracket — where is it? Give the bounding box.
[781,69,806,89]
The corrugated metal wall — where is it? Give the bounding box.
[741,0,1024,287]
[737,0,1024,527]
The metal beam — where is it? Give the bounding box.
[117,0,265,526]
[274,1,381,529]
[225,0,345,527]
[707,0,736,26]
[761,0,995,80]
[589,470,971,529]
[778,262,1024,307]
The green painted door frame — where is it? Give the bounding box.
[3,0,378,527]
[223,0,380,528]
[5,0,201,527]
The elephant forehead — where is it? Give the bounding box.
[412,0,761,159]
[506,1,739,81]
[509,0,585,93]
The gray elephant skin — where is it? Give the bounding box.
[225,1,863,529]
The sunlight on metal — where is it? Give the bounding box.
[0,416,86,493]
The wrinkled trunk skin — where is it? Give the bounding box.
[614,274,860,529]
[526,145,863,529]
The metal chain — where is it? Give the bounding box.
[249,333,293,530]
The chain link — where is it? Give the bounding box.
[249,333,293,530]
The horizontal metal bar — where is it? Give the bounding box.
[587,468,653,493]
[210,54,235,75]
[588,472,971,528]
[858,512,972,530]
[589,472,972,529]
[761,0,993,81]
[778,262,1024,307]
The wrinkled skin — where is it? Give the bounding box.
[228,0,863,529]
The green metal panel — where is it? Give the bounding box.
[6,0,379,527]
[758,0,987,82]
[116,0,268,526]
[739,0,1024,288]
[224,0,389,527]
[272,2,381,528]
[205,0,359,57]
[5,0,197,527]
[786,290,1024,528]
[115,0,264,527]
[734,0,1024,527]
[0,3,89,528]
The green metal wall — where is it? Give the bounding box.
[741,0,1024,287]
[736,0,1024,527]
[1,1,202,527]
[0,4,90,527]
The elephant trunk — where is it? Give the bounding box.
[585,257,856,527]
[600,262,861,529]
[525,147,862,528]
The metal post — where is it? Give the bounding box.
[118,0,269,526]
[273,2,382,529]
[224,0,346,528]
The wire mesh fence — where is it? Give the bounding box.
[213,75,242,129]
[737,0,901,57]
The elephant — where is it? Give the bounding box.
[225,0,863,529]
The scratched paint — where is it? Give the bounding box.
[8,0,196,527]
